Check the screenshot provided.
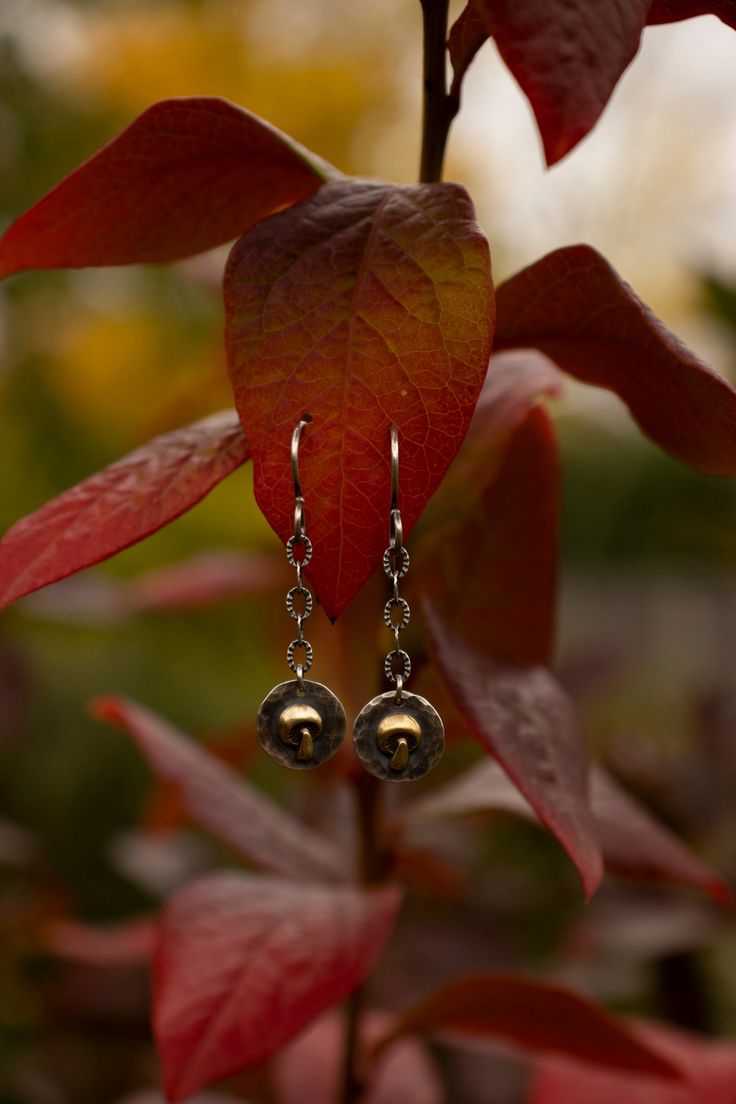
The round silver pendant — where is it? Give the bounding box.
[257,679,346,769]
[352,690,444,782]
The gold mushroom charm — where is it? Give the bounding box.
[376,712,422,773]
[278,702,323,763]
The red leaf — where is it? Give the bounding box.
[495,245,736,475]
[647,2,736,28]
[225,177,494,619]
[154,872,402,1100]
[0,98,332,277]
[92,696,348,884]
[0,411,248,610]
[417,361,562,665]
[448,1,490,96]
[125,550,287,613]
[424,603,602,898]
[528,1019,736,1103]
[378,976,683,1081]
[405,759,731,903]
[472,1,649,165]
[274,1011,444,1104]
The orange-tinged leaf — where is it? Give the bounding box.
[154,872,402,1100]
[379,976,683,1081]
[424,603,603,898]
[0,97,333,277]
[495,246,736,475]
[0,412,248,610]
[225,177,494,619]
[92,696,348,883]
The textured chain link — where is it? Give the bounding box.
[383,507,411,702]
[286,501,313,689]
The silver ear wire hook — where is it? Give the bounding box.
[389,424,403,551]
[291,414,312,541]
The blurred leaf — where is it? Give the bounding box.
[154,872,402,1100]
[124,550,287,613]
[274,1011,444,1104]
[527,1018,736,1103]
[44,915,157,966]
[225,177,494,618]
[417,378,561,666]
[378,975,683,1080]
[424,601,602,898]
[495,245,736,476]
[0,97,332,277]
[0,411,248,609]
[404,759,731,903]
[92,696,348,883]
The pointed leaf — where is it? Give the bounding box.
[448,2,490,96]
[154,872,402,1100]
[0,411,248,610]
[529,1020,736,1103]
[92,696,348,883]
[469,1,649,165]
[424,602,602,898]
[496,245,736,475]
[418,369,561,666]
[0,97,332,278]
[405,760,731,903]
[225,177,494,618]
[647,2,736,28]
[379,976,683,1080]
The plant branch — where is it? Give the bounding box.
[419,0,458,183]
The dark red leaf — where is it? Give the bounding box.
[225,177,494,619]
[448,1,490,96]
[0,97,332,277]
[647,2,736,28]
[473,1,649,164]
[92,696,348,883]
[378,976,683,1081]
[0,411,248,610]
[424,603,602,898]
[154,872,402,1100]
[495,245,736,475]
[528,1019,736,1103]
[274,1011,444,1104]
[417,361,562,665]
[124,550,287,613]
[405,759,731,903]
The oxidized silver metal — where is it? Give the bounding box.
[384,597,410,630]
[352,690,444,782]
[258,679,345,769]
[384,648,411,683]
[383,546,409,578]
[286,534,312,568]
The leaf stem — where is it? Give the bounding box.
[419,0,458,183]
[338,773,387,1104]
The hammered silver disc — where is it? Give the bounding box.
[257,679,345,769]
[352,690,444,782]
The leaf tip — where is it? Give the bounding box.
[88,695,125,727]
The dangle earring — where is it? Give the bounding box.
[352,426,444,781]
[257,416,346,769]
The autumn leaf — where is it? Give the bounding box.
[647,1,736,27]
[154,872,402,1100]
[0,412,248,610]
[424,603,603,898]
[495,245,736,475]
[225,177,494,619]
[416,361,561,666]
[92,696,348,883]
[0,97,333,277]
[404,759,731,903]
[377,975,683,1081]
[528,1019,736,1103]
